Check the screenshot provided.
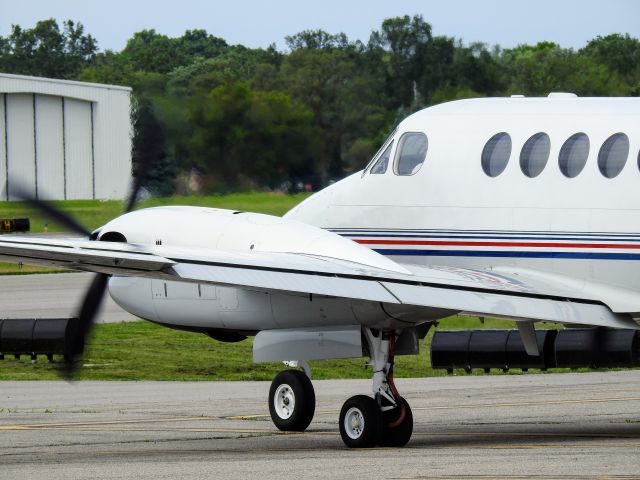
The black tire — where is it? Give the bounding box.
[379,397,413,447]
[268,369,315,431]
[339,395,382,448]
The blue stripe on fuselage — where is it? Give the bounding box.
[373,249,640,260]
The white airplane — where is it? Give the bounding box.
[1,93,639,448]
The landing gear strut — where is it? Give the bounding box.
[265,329,413,448]
[339,329,413,448]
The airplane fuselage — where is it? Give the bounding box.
[109,95,640,331]
[286,95,640,292]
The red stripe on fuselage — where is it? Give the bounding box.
[354,239,640,249]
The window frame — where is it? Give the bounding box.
[597,132,629,179]
[369,140,395,175]
[362,128,398,177]
[519,132,551,178]
[558,132,590,179]
[481,132,512,178]
[392,131,429,176]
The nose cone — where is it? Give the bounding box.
[108,276,157,321]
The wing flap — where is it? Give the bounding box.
[381,282,639,330]
[172,263,399,304]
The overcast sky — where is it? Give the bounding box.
[2,0,639,52]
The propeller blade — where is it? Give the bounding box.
[124,174,143,213]
[125,150,155,213]
[60,273,109,379]
[12,185,91,237]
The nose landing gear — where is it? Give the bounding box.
[268,368,315,432]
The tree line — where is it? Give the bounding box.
[1,17,639,194]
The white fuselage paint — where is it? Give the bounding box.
[287,96,640,291]
[108,96,640,331]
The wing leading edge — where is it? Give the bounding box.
[0,235,637,329]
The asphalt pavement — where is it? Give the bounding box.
[1,372,639,479]
[0,272,138,322]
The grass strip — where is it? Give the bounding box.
[0,192,310,275]
[0,316,603,381]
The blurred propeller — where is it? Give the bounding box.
[12,185,91,237]
[60,273,109,379]
[13,157,149,378]
[125,145,155,213]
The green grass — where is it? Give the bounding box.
[0,192,310,274]
[0,316,589,381]
[0,192,310,233]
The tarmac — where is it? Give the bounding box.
[0,272,138,322]
[1,372,639,479]
[1,273,639,478]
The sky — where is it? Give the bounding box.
[2,0,640,52]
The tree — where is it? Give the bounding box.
[131,96,176,196]
[285,30,349,51]
[279,45,388,178]
[368,15,434,108]
[172,46,281,96]
[0,19,97,78]
[120,30,181,74]
[499,42,625,96]
[120,29,229,75]
[176,29,227,60]
[187,83,319,188]
[582,34,640,76]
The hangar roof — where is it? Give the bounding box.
[0,72,131,102]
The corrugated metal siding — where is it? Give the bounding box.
[63,98,93,199]
[0,74,132,200]
[34,95,64,200]
[6,93,36,200]
[0,95,6,200]
[93,91,131,199]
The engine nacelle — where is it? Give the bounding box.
[109,276,424,333]
[98,206,409,274]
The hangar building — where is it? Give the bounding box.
[0,73,132,200]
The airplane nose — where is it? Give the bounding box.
[108,276,157,321]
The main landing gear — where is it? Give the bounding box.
[267,329,413,448]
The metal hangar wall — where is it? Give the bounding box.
[0,73,132,200]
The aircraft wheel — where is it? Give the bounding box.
[268,369,315,431]
[379,397,413,447]
[339,395,382,448]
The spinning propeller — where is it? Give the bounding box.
[15,157,150,379]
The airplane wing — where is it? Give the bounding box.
[0,235,638,330]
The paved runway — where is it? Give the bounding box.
[0,272,138,323]
[1,372,639,479]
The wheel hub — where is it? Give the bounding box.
[273,383,295,419]
[344,407,365,439]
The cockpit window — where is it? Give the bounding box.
[362,128,397,177]
[394,132,428,176]
[370,141,394,174]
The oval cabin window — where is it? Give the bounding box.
[598,133,629,178]
[520,132,550,178]
[559,133,589,178]
[394,133,428,176]
[481,132,511,177]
